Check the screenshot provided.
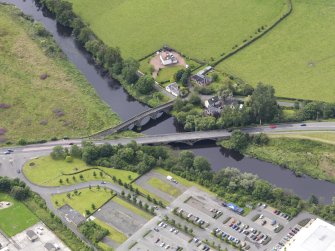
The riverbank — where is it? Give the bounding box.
[0,4,120,144]
[243,137,335,183]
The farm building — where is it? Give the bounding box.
[159,51,178,66]
[165,82,180,97]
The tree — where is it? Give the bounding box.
[97,185,100,190]
[79,174,84,180]
[82,145,99,165]
[193,156,211,171]
[70,144,82,158]
[66,193,71,199]
[91,203,96,210]
[65,155,73,163]
[309,195,319,205]
[0,177,12,192]
[135,75,154,94]
[226,130,249,151]
[10,186,29,200]
[122,58,139,84]
[59,179,63,184]
[93,171,97,177]
[50,146,66,160]
[99,171,103,177]
[250,83,278,124]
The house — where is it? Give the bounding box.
[159,51,178,66]
[165,82,180,97]
[44,243,57,251]
[191,66,213,86]
[26,230,38,242]
[204,96,221,109]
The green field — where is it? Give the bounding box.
[245,137,335,182]
[113,196,152,220]
[68,0,287,61]
[269,132,335,145]
[52,187,113,215]
[0,193,38,236]
[23,156,139,186]
[0,5,120,143]
[147,177,181,197]
[217,0,335,102]
[94,218,127,244]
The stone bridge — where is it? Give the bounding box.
[91,100,175,138]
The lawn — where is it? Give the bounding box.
[51,187,113,215]
[147,177,181,197]
[244,137,335,182]
[68,0,287,61]
[112,196,152,220]
[94,218,127,244]
[0,5,120,143]
[217,0,335,102]
[0,193,38,236]
[269,132,335,145]
[132,183,169,206]
[23,156,139,186]
[156,66,184,83]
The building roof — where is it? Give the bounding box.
[284,218,335,251]
[59,204,86,226]
[26,230,38,240]
[44,242,56,251]
[207,96,221,107]
[166,82,179,96]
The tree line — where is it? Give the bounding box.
[50,141,335,222]
[37,0,156,96]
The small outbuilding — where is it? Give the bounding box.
[44,242,57,251]
[26,230,38,242]
[165,82,180,97]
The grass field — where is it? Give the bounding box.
[269,132,335,145]
[52,187,113,215]
[156,66,184,83]
[0,193,38,236]
[245,137,335,182]
[68,0,287,61]
[217,0,335,102]
[23,156,139,186]
[147,177,181,197]
[0,5,120,143]
[131,184,169,206]
[94,218,127,244]
[112,196,152,220]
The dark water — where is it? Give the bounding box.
[2,0,334,203]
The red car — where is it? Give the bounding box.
[269,124,277,129]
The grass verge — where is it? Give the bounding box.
[94,218,127,244]
[147,177,181,197]
[112,196,152,220]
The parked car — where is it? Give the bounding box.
[269,124,277,129]
[300,123,306,126]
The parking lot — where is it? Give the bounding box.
[93,199,148,237]
[117,185,315,251]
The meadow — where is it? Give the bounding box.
[0,5,120,143]
[245,137,335,182]
[0,193,38,236]
[217,0,335,102]
[52,187,113,215]
[68,0,287,61]
[23,156,139,186]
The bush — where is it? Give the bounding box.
[65,155,73,163]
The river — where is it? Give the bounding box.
[2,0,334,203]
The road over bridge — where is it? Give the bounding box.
[3,122,335,155]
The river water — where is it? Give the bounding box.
[2,0,334,203]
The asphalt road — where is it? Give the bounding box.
[1,122,335,156]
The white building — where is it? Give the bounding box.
[165,82,179,97]
[159,51,178,66]
[284,218,335,251]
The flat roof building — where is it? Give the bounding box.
[284,218,335,251]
